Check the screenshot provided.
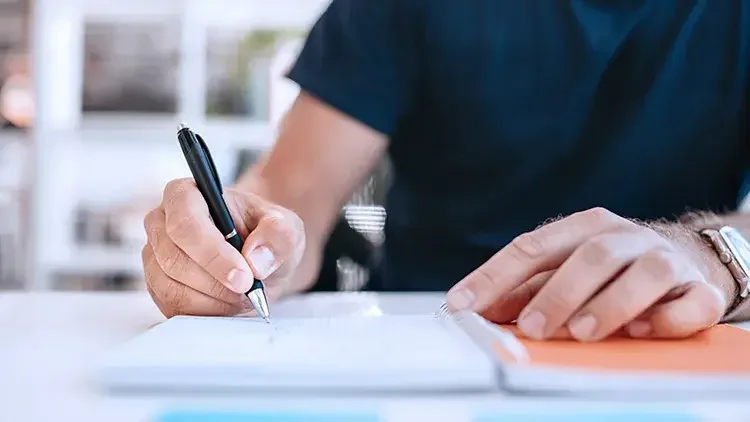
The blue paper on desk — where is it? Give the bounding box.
[474,410,699,422]
[156,409,700,422]
[157,410,379,422]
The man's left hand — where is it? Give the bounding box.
[446,207,733,341]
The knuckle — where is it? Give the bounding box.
[706,304,725,327]
[698,283,726,323]
[509,232,546,260]
[539,287,577,313]
[161,308,178,319]
[161,249,188,279]
[579,238,616,266]
[471,265,503,290]
[145,282,159,304]
[206,279,229,301]
[145,221,165,248]
[217,301,238,317]
[581,207,622,226]
[290,210,304,233]
[638,250,679,281]
[165,213,198,242]
[289,214,306,252]
[285,211,305,244]
[163,283,190,316]
[277,219,300,251]
[142,245,158,280]
[200,248,225,275]
[585,206,614,220]
[143,208,159,231]
[594,296,630,321]
[164,178,193,199]
[156,298,178,319]
[265,214,298,255]
[655,309,691,336]
[141,244,151,265]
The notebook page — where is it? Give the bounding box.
[109,314,489,373]
[492,324,750,373]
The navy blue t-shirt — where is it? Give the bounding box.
[287,0,750,292]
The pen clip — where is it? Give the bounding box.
[194,132,223,192]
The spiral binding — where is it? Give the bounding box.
[435,302,529,363]
[434,302,465,322]
[434,302,450,319]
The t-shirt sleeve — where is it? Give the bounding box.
[286,0,423,136]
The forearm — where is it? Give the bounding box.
[234,152,268,192]
[232,93,388,290]
[652,211,746,321]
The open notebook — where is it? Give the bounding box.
[99,306,750,395]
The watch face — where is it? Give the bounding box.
[719,227,750,291]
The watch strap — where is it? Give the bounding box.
[700,228,750,322]
[724,291,750,322]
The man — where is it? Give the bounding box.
[142,0,750,342]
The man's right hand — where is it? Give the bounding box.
[142,178,306,318]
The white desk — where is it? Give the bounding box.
[2,291,750,422]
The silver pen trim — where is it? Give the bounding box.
[246,288,271,322]
[224,229,238,240]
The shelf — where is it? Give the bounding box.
[80,0,330,27]
[28,0,325,289]
[68,118,275,149]
[50,245,143,275]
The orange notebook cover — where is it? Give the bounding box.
[492,324,750,374]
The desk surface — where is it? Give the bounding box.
[2,291,750,422]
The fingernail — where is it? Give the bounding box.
[248,245,276,279]
[518,310,546,339]
[626,320,652,338]
[446,288,475,311]
[227,269,253,293]
[568,314,597,341]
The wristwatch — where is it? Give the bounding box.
[700,226,750,322]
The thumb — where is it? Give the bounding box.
[480,270,553,323]
[242,209,302,280]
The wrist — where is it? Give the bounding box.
[234,153,271,194]
[234,169,267,196]
[648,222,737,313]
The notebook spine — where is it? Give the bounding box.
[435,302,529,365]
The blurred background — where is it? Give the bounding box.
[1,0,388,294]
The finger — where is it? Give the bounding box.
[517,230,667,339]
[224,188,268,238]
[161,179,259,294]
[447,207,631,312]
[145,208,247,305]
[143,245,247,318]
[242,209,303,280]
[565,249,699,341]
[621,282,694,329]
[481,270,554,323]
[514,326,631,341]
[626,281,726,339]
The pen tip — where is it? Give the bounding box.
[178,122,189,131]
[263,316,271,324]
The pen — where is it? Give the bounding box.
[176,123,271,323]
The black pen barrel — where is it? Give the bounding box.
[177,128,240,251]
